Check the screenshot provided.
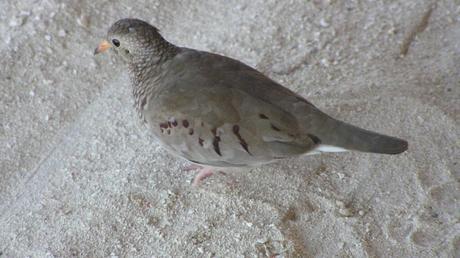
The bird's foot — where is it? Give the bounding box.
[192,167,214,186]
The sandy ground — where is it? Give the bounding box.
[1,0,459,257]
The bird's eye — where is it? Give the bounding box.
[112,39,120,47]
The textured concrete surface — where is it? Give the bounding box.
[1,0,459,257]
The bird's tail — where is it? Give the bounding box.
[314,116,408,155]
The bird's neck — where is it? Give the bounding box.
[129,38,179,83]
[128,40,179,119]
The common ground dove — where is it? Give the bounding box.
[95,18,408,184]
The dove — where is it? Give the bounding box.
[95,18,408,185]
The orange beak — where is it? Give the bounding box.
[94,40,112,55]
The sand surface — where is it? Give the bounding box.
[1,0,459,257]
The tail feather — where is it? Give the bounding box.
[316,117,408,155]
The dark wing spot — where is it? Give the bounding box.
[188,128,194,135]
[232,125,251,155]
[198,138,204,146]
[259,114,269,119]
[210,128,222,156]
[171,119,178,127]
[307,134,321,144]
[271,124,281,131]
[240,141,250,155]
[232,125,240,134]
[167,121,172,128]
[167,129,171,135]
[140,97,147,110]
[182,120,189,128]
[212,136,222,156]
[160,129,164,133]
[159,123,168,129]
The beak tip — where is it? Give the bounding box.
[94,40,111,56]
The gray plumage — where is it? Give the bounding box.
[99,18,408,168]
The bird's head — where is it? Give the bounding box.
[94,18,169,63]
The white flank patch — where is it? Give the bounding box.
[315,145,348,153]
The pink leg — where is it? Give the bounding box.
[192,167,214,186]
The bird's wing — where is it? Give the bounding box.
[144,50,318,167]
[162,50,408,156]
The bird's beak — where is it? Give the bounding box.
[94,40,111,55]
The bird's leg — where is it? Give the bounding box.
[192,167,214,186]
[183,163,214,186]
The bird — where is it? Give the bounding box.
[95,18,408,185]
